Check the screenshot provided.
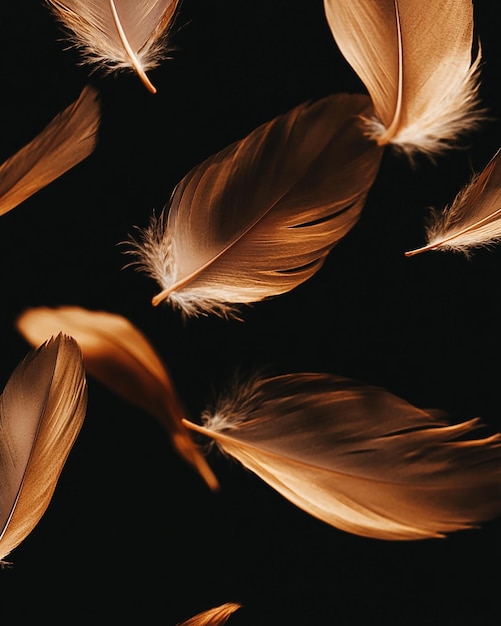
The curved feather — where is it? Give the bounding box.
[177,603,242,626]
[0,85,100,217]
[127,93,383,318]
[46,0,181,93]
[184,373,501,541]
[0,334,87,565]
[15,305,219,491]
[323,0,484,157]
[405,148,501,256]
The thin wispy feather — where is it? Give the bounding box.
[405,147,501,256]
[0,85,100,217]
[126,93,383,318]
[46,0,182,93]
[323,0,485,158]
[184,372,501,541]
[177,603,242,626]
[15,305,219,491]
[0,334,87,565]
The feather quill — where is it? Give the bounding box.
[46,0,182,93]
[184,372,501,540]
[323,0,484,157]
[15,305,219,491]
[0,334,87,565]
[127,93,383,318]
[0,85,100,217]
[177,603,242,626]
[405,148,501,256]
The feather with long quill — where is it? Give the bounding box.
[177,603,242,626]
[184,372,501,541]
[323,0,485,157]
[0,334,87,565]
[15,305,219,491]
[46,0,182,93]
[0,85,100,217]
[126,93,383,318]
[405,148,501,256]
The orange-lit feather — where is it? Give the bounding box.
[127,93,383,318]
[323,0,484,157]
[406,148,501,256]
[0,85,100,216]
[46,0,182,93]
[16,305,219,491]
[0,335,87,565]
[185,372,501,540]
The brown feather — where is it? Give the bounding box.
[127,93,383,318]
[15,306,219,491]
[323,0,484,157]
[185,372,501,540]
[0,334,87,564]
[0,85,100,217]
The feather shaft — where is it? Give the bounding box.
[109,0,156,93]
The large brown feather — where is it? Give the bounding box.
[0,334,87,564]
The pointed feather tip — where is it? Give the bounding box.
[404,244,436,257]
[152,289,169,306]
[135,66,157,94]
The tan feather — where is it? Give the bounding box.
[126,93,383,318]
[0,334,87,565]
[46,0,182,93]
[0,85,100,217]
[405,148,501,256]
[15,305,219,491]
[177,603,242,626]
[323,0,484,157]
[184,372,501,541]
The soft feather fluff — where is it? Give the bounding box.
[0,85,100,217]
[126,93,383,318]
[0,334,87,565]
[184,372,501,541]
[177,603,242,626]
[405,147,501,256]
[46,0,182,93]
[323,0,485,158]
[15,305,219,491]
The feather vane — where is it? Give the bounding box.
[184,373,501,540]
[323,0,485,157]
[15,305,219,490]
[0,85,100,217]
[0,334,87,565]
[46,0,181,93]
[127,93,383,318]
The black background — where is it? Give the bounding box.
[0,1,500,624]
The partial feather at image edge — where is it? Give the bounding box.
[0,84,100,217]
[405,147,501,256]
[0,334,87,565]
[45,0,183,93]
